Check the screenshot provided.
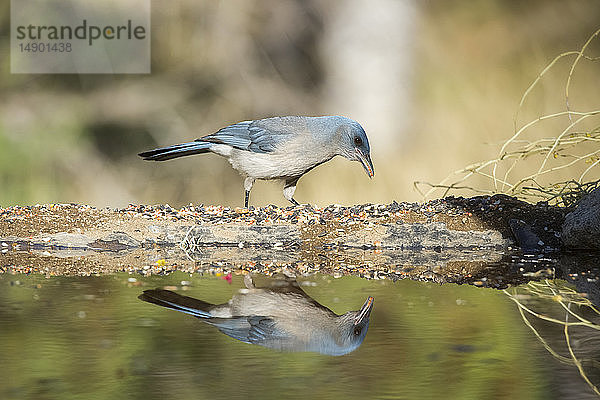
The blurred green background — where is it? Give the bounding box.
[0,0,599,208]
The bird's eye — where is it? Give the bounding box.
[353,327,362,336]
[354,136,362,146]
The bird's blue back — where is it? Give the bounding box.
[199,116,363,154]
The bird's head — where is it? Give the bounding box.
[337,119,374,178]
[335,296,374,354]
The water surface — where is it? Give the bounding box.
[0,272,597,399]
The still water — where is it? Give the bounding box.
[0,272,598,400]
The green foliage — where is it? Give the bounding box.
[0,120,85,206]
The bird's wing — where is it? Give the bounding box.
[210,316,289,344]
[246,316,288,342]
[198,117,305,154]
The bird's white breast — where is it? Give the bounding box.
[225,137,336,180]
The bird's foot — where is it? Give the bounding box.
[290,198,300,206]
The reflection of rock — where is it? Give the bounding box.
[557,254,600,308]
[562,188,600,250]
[90,232,141,251]
[139,275,373,356]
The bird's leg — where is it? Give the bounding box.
[283,178,300,206]
[244,177,254,208]
[243,273,255,289]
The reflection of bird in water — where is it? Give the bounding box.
[139,275,373,356]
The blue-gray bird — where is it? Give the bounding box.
[138,275,374,356]
[138,116,374,207]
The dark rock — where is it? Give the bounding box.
[509,219,543,254]
[562,188,600,250]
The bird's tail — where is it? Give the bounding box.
[138,289,213,318]
[138,141,210,161]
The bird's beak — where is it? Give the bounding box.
[355,148,374,178]
[354,296,374,325]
